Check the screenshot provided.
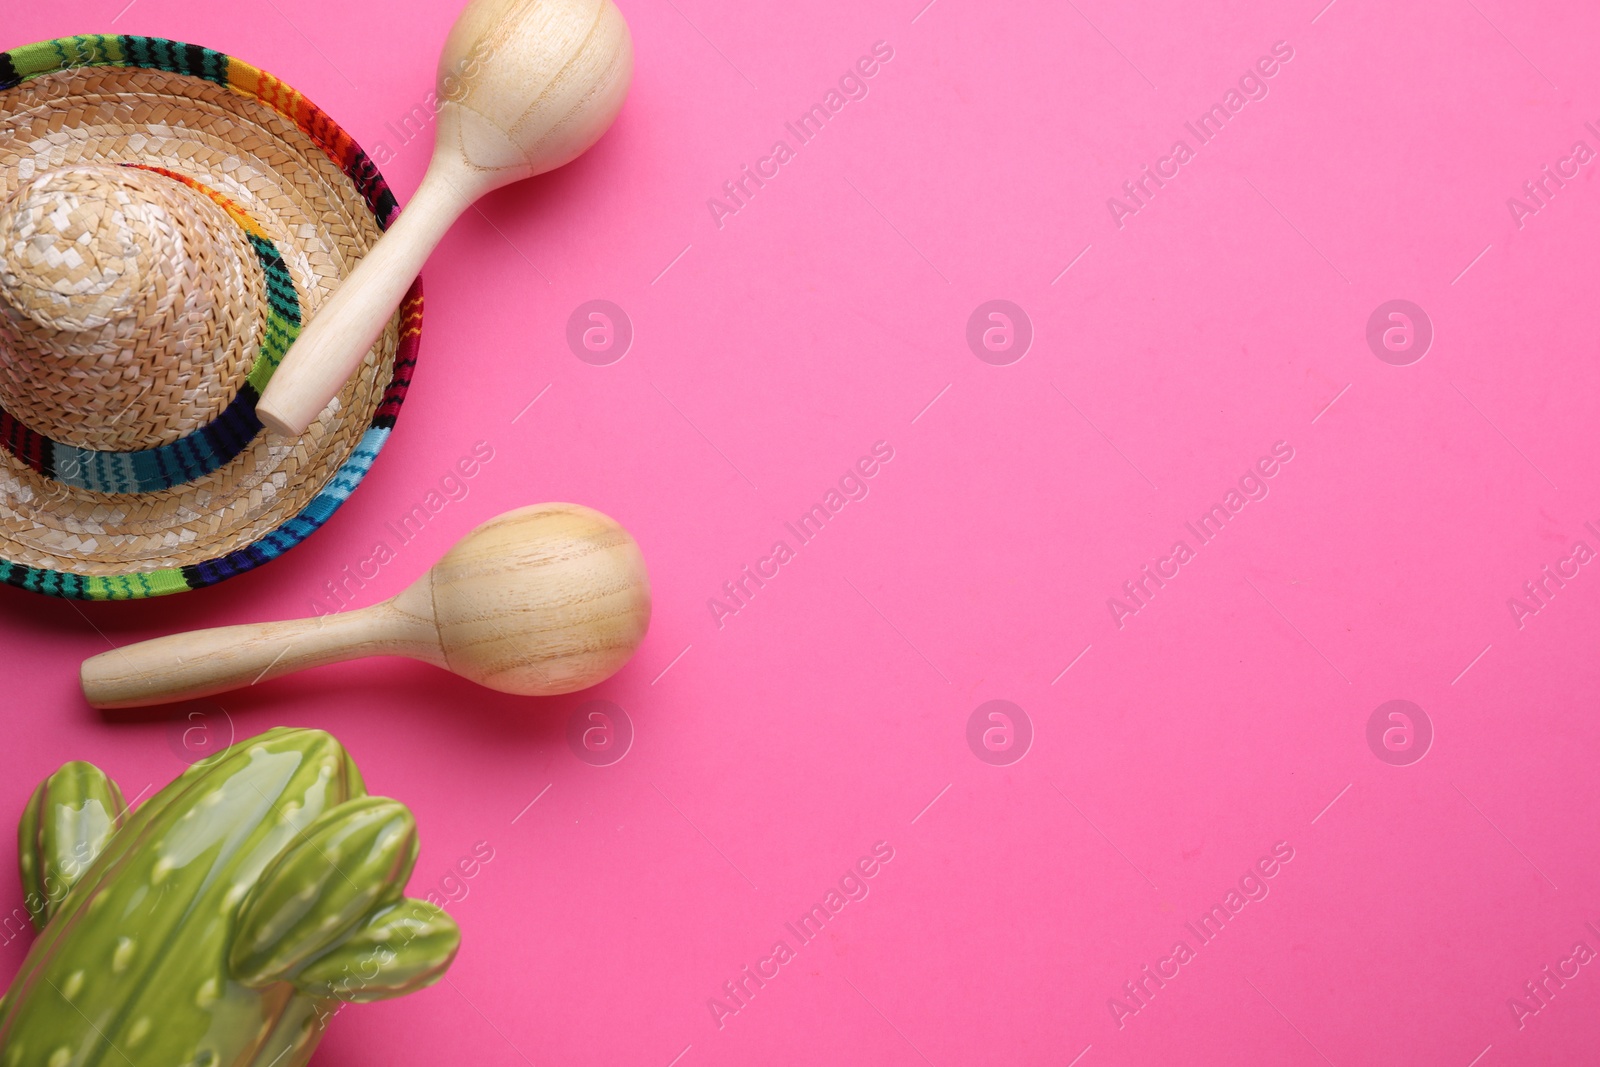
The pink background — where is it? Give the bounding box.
[6,0,1600,1064]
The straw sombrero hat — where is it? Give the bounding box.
[0,35,420,599]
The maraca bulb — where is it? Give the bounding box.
[435,0,634,188]
[425,503,651,695]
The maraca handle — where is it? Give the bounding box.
[255,156,484,437]
[80,599,443,709]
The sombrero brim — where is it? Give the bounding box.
[0,36,420,599]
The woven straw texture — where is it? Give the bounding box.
[0,36,421,599]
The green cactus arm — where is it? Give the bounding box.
[292,899,462,1003]
[16,761,126,931]
[229,796,420,987]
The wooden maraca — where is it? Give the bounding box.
[254,0,634,437]
[80,504,650,709]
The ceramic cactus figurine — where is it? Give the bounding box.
[0,728,460,1066]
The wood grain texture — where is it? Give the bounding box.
[255,0,634,437]
[80,503,651,708]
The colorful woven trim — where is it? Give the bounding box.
[0,167,302,494]
[0,36,420,599]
